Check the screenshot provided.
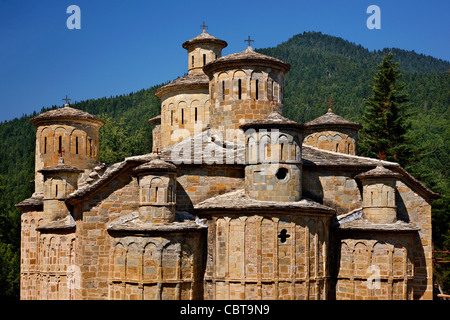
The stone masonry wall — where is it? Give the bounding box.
[202,213,331,300]
[74,169,139,299]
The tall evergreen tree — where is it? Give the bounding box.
[359,52,417,168]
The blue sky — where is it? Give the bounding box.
[0,0,449,122]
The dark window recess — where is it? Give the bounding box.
[278,229,290,243]
[238,79,242,99]
[275,168,288,181]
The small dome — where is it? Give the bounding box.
[182,31,228,50]
[31,105,104,126]
[240,111,303,131]
[203,46,290,75]
[155,73,209,98]
[355,162,402,180]
[38,158,83,174]
[133,158,178,174]
[305,108,362,130]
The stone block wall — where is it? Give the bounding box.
[395,180,433,299]
[202,213,331,300]
[302,169,363,215]
[176,165,244,211]
[35,120,101,196]
[245,163,302,202]
[74,169,139,299]
[332,233,415,300]
[108,232,205,300]
[21,209,77,300]
[304,128,358,155]
[159,89,210,149]
[208,67,284,141]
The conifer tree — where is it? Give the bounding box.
[359,52,417,168]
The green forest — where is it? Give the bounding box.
[0,31,448,298]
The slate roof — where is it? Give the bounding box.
[15,195,43,209]
[194,189,335,214]
[182,31,228,49]
[304,109,362,130]
[355,162,402,180]
[155,73,209,98]
[203,46,290,74]
[30,105,104,126]
[36,215,76,232]
[106,212,207,233]
[133,158,178,173]
[240,111,304,130]
[38,161,83,174]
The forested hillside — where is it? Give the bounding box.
[0,31,448,298]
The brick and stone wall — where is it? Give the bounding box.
[208,67,285,141]
[202,213,331,300]
[159,89,210,149]
[176,165,244,211]
[108,232,205,300]
[304,129,358,155]
[35,120,101,195]
[331,232,415,300]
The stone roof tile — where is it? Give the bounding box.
[31,105,104,126]
[305,109,362,130]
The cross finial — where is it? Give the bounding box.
[326,98,334,112]
[200,21,208,33]
[244,35,254,47]
[62,95,71,105]
[58,147,65,158]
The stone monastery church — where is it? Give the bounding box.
[18,27,438,300]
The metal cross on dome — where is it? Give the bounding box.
[244,35,254,47]
[62,95,71,104]
[200,21,208,32]
[326,98,334,106]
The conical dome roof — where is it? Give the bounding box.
[203,46,290,74]
[305,108,362,130]
[182,30,227,49]
[31,104,104,126]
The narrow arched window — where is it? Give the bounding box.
[58,136,62,153]
[88,138,92,157]
[44,137,47,154]
[191,56,194,67]
[222,81,225,101]
[203,54,206,66]
[181,109,184,124]
[75,137,79,154]
[195,107,198,123]
[255,79,259,100]
[271,81,274,101]
[238,79,242,100]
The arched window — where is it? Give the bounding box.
[181,109,184,124]
[88,138,92,157]
[222,81,225,101]
[255,79,259,100]
[203,54,206,66]
[58,136,62,153]
[75,137,79,154]
[171,110,174,125]
[259,135,271,162]
[238,79,242,100]
[195,107,198,123]
[191,55,194,67]
[44,137,47,154]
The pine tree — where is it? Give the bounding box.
[359,52,417,168]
